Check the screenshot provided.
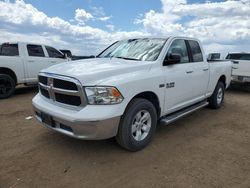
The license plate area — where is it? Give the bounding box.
[41,113,55,128]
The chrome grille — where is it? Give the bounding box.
[38,74,85,107]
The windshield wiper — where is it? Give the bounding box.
[116,56,140,61]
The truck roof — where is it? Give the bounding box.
[227,52,250,54]
[1,41,54,47]
[119,36,200,41]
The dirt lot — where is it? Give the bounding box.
[0,85,250,188]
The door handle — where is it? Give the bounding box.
[203,68,209,71]
[51,61,57,63]
[28,60,34,63]
[186,71,194,74]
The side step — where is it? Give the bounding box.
[160,100,209,125]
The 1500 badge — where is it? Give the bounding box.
[166,82,175,88]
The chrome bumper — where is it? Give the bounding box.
[33,106,121,140]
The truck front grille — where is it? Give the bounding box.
[38,74,85,107]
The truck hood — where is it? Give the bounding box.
[41,58,152,85]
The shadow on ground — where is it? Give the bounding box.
[14,85,38,96]
[228,83,250,93]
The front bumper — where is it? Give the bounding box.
[33,106,121,140]
[232,75,250,83]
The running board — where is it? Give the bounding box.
[160,101,209,125]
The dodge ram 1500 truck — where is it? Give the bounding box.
[32,37,232,151]
[0,42,69,99]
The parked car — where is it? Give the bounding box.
[32,37,232,151]
[225,53,250,83]
[0,42,69,99]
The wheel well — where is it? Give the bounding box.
[218,75,226,87]
[0,68,17,84]
[132,91,161,118]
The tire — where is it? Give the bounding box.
[208,81,225,109]
[0,74,16,99]
[116,98,157,152]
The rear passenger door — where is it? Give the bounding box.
[186,40,209,99]
[25,44,52,82]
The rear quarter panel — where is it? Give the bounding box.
[207,61,232,96]
[0,56,25,84]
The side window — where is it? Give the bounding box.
[167,39,189,63]
[27,45,45,57]
[226,54,243,60]
[0,44,19,56]
[239,54,250,60]
[45,46,64,58]
[188,40,203,62]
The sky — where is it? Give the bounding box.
[0,0,250,57]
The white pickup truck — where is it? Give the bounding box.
[32,37,232,151]
[0,42,68,99]
[225,53,250,83]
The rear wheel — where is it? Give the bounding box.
[0,74,16,99]
[116,98,157,151]
[208,81,225,109]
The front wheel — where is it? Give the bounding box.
[208,81,225,109]
[0,74,16,99]
[116,98,157,152]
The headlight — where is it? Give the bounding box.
[85,87,124,105]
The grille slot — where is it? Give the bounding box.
[38,74,84,107]
[38,75,48,85]
[53,78,78,91]
[55,93,81,106]
[60,124,73,133]
[40,87,50,99]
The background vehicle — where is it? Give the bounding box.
[60,49,95,61]
[207,53,221,61]
[0,42,69,99]
[33,37,232,151]
[225,53,250,83]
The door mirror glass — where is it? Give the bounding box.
[164,53,181,65]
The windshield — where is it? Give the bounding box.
[98,38,167,61]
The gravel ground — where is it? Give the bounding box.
[0,85,250,188]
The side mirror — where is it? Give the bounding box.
[164,53,181,66]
